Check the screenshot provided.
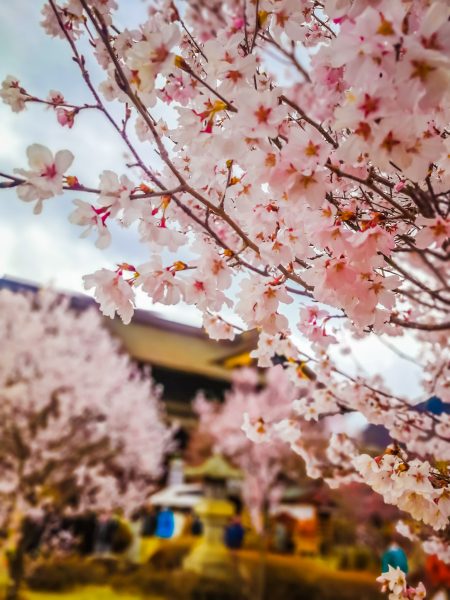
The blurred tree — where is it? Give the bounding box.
[194,367,300,532]
[194,367,310,600]
[0,288,171,599]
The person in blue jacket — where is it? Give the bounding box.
[155,506,175,539]
[224,516,245,550]
[382,539,409,574]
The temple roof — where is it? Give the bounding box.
[0,275,257,383]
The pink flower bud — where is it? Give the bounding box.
[56,108,75,128]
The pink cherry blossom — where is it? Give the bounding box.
[202,313,236,341]
[196,366,304,529]
[69,199,112,249]
[14,144,74,213]
[415,216,450,249]
[56,107,76,128]
[137,257,186,305]
[0,75,27,112]
[83,267,136,324]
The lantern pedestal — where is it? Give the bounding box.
[183,454,242,579]
[184,497,235,579]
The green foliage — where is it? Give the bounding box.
[111,521,133,554]
[26,558,107,591]
[335,546,376,572]
[148,538,193,569]
[331,519,357,546]
[165,571,246,600]
[110,565,169,596]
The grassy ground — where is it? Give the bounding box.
[25,587,148,600]
[3,586,165,600]
[238,549,378,583]
[0,570,163,600]
[0,543,381,599]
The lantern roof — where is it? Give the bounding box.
[185,454,242,481]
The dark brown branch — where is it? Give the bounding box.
[259,33,311,82]
[390,317,450,331]
[280,94,338,148]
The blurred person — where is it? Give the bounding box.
[140,505,160,563]
[21,507,44,558]
[94,510,117,555]
[111,508,133,554]
[126,508,143,564]
[274,521,289,553]
[381,537,408,574]
[191,513,203,536]
[173,510,186,537]
[74,512,97,555]
[426,554,450,595]
[141,504,157,537]
[224,515,245,550]
[155,506,175,539]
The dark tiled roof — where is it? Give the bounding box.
[0,275,206,338]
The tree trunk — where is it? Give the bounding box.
[255,529,269,600]
[5,534,25,600]
[255,507,269,600]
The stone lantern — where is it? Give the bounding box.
[183,454,242,579]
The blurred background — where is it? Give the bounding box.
[0,276,448,600]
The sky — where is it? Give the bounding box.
[0,1,195,325]
[0,2,426,402]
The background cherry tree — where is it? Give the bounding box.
[0,0,449,597]
[0,286,170,597]
[195,366,307,532]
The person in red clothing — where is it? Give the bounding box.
[426,554,450,590]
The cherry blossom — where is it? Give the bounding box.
[415,216,450,250]
[137,257,186,305]
[13,144,74,213]
[377,567,426,600]
[69,199,112,248]
[202,313,236,341]
[83,267,136,324]
[0,75,27,112]
[353,449,449,531]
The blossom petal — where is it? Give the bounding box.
[54,149,74,173]
[27,144,53,170]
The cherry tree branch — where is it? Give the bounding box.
[390,317,450,331]
[258,33,311,82]
[280,94,338,148]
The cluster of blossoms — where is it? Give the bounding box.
[377,567,426,600]
[354,447,449,530]
[1,0,449,589]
